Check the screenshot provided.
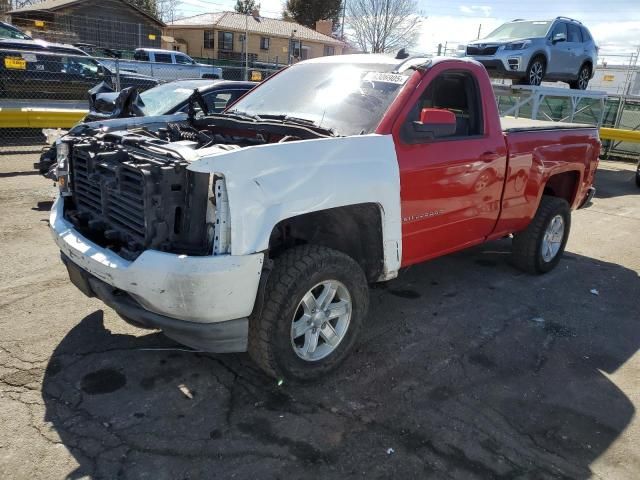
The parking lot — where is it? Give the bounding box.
[0,153,638,479]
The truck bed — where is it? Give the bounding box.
[501,116,595,133]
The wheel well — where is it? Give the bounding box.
[267,203,385,282]
[530,53,547,67]
[543,171,580,205]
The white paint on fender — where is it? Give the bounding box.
[187,134,402,280]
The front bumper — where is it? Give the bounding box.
[469,54,528,78]
[50,195,264,350]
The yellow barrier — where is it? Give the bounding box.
[599,127,640,143]
[0,108,86,129]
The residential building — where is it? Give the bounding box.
[8,0,165,50]
[163,11,344,64]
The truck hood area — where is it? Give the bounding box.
[59,119,403,277]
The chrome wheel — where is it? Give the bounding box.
[541,214,565,262]
[290,280,352,362]
[529,61,544,85]
[578,67,590,90]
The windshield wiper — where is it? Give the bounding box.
[257,114,337,136]
[224,109,262,121]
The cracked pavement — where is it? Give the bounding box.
[0,154,639,479]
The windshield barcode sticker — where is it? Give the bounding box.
[363,72,408,84]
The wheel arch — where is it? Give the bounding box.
[267,203,386,283]
[542,170,581,207]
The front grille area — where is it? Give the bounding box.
[466,45,499,56]
[65,140,210,260]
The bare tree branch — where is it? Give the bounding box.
[347,0,421,53]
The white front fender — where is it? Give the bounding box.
[188,134,402,279]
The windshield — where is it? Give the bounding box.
[485,21,551,40]
[139,80,209,116]
[228,62,411,136]
[0,23,31,40]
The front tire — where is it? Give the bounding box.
[520,56,546,86]
[512,196,571,274]
[248,245,369,381]
[570,64,591,90]
[635,163,640,188]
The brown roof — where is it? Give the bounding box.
[169,11,343,46]
[9,0,165,27]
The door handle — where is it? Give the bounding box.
[479,151,500,163]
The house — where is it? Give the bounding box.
[163,11,344,64]
[8,0,165,50]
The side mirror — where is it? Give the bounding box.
[412,108,457,139]
[552,32,566,43]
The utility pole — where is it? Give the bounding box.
[437,43,442,56]
[244,13,249,81]
[477,23,482,39]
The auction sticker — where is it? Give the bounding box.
[363,72,408,84]
[4,57,26,70]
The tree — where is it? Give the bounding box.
[234,0,260,15]
[156,0,179,23]
[128,0,158,17]
[283,0,342,30]
[348,0,421,53]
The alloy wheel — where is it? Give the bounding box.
[541,214,565,262]
[290,280,352,362]
[578,67,590,90]
[529,61,544,86]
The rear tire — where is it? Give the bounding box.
[248,245,369,381]
[635,163,640,188]
[512,196,571,274]
[569,64,591,90]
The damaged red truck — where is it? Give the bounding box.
[50,55,600,380]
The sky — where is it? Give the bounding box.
[174,0,640,59]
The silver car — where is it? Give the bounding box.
[465,17,598,89]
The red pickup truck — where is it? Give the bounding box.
[51,54,599,380]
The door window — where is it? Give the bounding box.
[175,54,192,65]
[550,22,567,40]
[406,71,483,140]
[134,50,149,61]
[567,24,582,42]
[154,53,173,63]
[62,56,101,78]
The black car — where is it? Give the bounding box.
[37,79,256,176]
[0,21,32,40]
[0,39,157,100]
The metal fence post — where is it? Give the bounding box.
[115,58,121,91]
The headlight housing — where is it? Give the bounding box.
[55,141,71,196]
[504,40,532,51]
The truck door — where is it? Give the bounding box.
[394,64,507,265]
[175,52,197,79]
[566,23,585,76]
[547,22,571,76]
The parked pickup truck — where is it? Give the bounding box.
[99,48,222,83]
[49,54,599,381]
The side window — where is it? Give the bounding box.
[203,90,245,113]
[154,53,173,63]
[175,54,192,65]
[204,30,214,49]
[551,22,567,40]
[134,50,149,61]
[406,71,483,141]
[218,32,233,51]
[567,24,582,43]
[62,56,100,78]
[580,27,592,42]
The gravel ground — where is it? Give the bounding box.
[0,153,638,479]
